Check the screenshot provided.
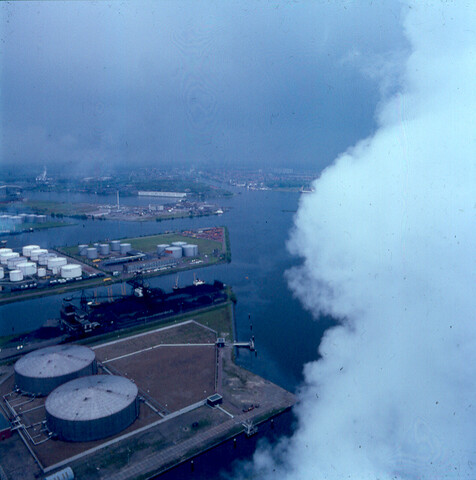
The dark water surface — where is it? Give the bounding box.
[0,190,333,476]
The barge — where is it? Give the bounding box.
[60,276,228,337]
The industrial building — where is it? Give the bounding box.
[14,345,97,396]
[124,257,177,274]
[45,375,139,442]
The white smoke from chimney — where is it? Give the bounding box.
[235,3,476,479]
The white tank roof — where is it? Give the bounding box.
[22,245,40,256]
[62,264,80,271]
[45,375,138,421]
[15,345,96,380]
[48,257,67,266]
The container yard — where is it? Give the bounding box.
[0,305,296,480]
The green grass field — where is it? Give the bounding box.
[124,233,222,255]
[60,232,223,257]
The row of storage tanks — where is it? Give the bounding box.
[77,240,132,259]
[77,240,199,260]
[157,241,199,259]
[14,345,139,442]
[0,213,47,224]
[0,245,81,282]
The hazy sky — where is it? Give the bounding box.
[1,1,407,173]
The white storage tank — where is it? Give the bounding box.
[7,256,27,269]
[86,247,98,259]
[78,244,88,256]
[26,214,36,223]
[111,240,121,252]
[45,375,139,442]
[22,245,40,257]
[164,246,182,259]
[182,244,199,257]
[0,267,4,279]
[37,267,46,277]
[19,213,28,223]
[171,241,187,247]
[37,214,47,223]
[38,253,57,266]
[156,244,169,255]
[1,251,19,265]
[120,243,131,255]
[0,248,12,255]
[9,270,23,282]
[30,248,48,261]
[17,262,37,276]
[48,257,67,269]
[61,264,82,279]
[99,244,110,256]
[10,215,22,224]
[14,344,97,396]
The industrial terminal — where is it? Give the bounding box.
[0,227,230,304]
[0,306,296,480]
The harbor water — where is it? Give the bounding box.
[0,189,334,476]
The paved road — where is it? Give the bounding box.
[102,414,245,480]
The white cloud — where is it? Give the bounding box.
[236,2,476,479]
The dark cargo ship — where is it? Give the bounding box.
[60,276,227,337]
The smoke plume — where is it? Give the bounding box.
[237,3,476,479]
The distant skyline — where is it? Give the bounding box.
[1,1,407,175]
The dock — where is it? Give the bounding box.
[0,307,296,480]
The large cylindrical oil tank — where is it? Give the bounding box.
[156,244,169,255]
[17,262,37,276]
[37,214,47,223]
[9,269,23,282]
[78,245,88,256]
[37,267,46,277]
[14,345,97,396]
[30,248,48,261]
[10,215,22,224]
[182,244,198,257]
[45,375,139,442]
[120,243,131,255]
[0,248,12,255]
[48,257,67,269]
[26,214,36,223]
[86,248,98,259]
[19,213,28,223]
[171,241,187,247]
[61,264,82,279]
[22,245,40,257]
[164,246,182,259]
[7,256,27,269]
[38,253,57,266]
[110,240,121,252]
[99,244,110,256]
[0,252,19,265]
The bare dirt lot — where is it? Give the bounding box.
[106,345,216,411]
